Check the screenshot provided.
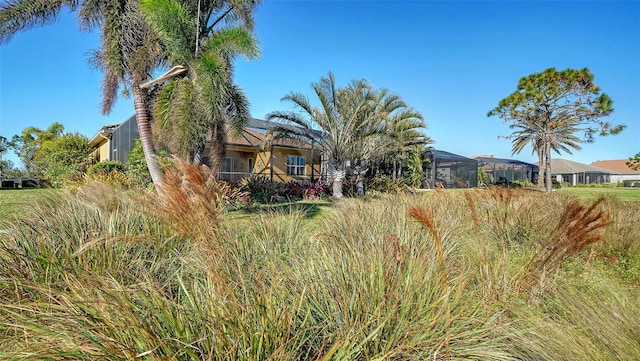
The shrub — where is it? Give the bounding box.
[367,175,409,194]
[87,161,126,176]
[511,180,535,188]
[240,175,288,203]
[285,179,330,200]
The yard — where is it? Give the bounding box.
[0,183,638,360]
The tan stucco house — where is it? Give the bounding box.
[90,117,322,183]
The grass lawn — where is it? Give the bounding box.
[0,188,56,222]
[556,186,640,201]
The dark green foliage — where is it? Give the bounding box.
[627,152,640,170]
[367,174,410,194]
[240,175,288,203]
[87,161,127,176]
[127,140,152,187]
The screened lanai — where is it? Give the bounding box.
[473,156,539,184]
[424,150,478,189]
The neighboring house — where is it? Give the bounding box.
[590,159,640,183]
[544,158,616,185]
[89,116,139,164]
[425,149,478,188]
[472,155,539,184]
[89,117,322,183]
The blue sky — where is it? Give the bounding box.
[1,0,639,168]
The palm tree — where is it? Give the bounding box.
[266,72,381,198]
[1,0,166,191]
[373,90,429,180]
[510,111,582,191]
[139,0,259,173]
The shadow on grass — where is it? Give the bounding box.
[228,199,335,221]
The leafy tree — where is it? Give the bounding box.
[140,0,259,173]
[488,68,624,192]
[0,135,8,176]
[33,132,91,187]
[267,72,390,198]
[627,153,640,171]
[8,122,64,176]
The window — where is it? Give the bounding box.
[222,158,234,173]
[248,158,254,174]
[286,155,305,176]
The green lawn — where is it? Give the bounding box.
[0,188,55,221]
[556,186,640,201]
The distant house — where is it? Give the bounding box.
[89,117,322,183]
[424,150,478,188]
[472,155,539,184]
[89,116,139,164]
[545,158,616,185]
[590,159,640,183]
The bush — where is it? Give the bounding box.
[623,179,640,187]
[240,175,288,203]
[285,179,330,200]
[87,161,126,176]
[511,180,535,188]
[367,175,410,194]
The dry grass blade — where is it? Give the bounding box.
[407,205,451,361]
[155,158,233,242]
[518,196,613,293]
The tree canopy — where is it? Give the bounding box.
[267,72,427,198]
[488,67,624,192]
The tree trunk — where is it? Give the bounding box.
[353,164,368,197]
[132,86,164,192]
[536,147,544,189]
[329,161,345,199]
[206,122,226,183]
[193,144,204,165]
[545,142,552,193]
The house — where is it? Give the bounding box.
[89,116,322,183]
[472,155,539,184]
[424,150,478,188]
[204,119,322,182]
[545,158,616,185]
[590,159,640,183]
[89,116,139,164]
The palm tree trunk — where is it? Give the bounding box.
[132,86,164,192]
[193,144,204,165]
[329,161,345,198]
[536,147,544,189]
[545,142,552,193]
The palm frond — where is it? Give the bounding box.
[0,0,77,43]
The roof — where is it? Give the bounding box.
[590,159,640,175]
[246,117,325,139]
[225,124,311,149]
[472,156,538,168]
[88,123,120,147]
[426,149,477,162]
[545,158,619,175]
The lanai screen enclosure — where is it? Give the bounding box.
[474,156,539,184]
[424,150,478,189]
